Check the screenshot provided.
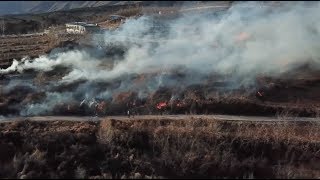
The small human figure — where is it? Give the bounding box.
[256,90,266,102]
[94,103,99,117]
[127,110,131,118]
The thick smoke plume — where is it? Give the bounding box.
[1,1,320,116]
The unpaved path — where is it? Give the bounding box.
[1,114,319,123]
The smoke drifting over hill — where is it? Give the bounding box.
[1,1,320,116]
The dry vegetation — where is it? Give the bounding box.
[115,7,143,17]
[0,117,320,179]
[0,33,89,68]
[1,3,320,178]
[0,34,51,67]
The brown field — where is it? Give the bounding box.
[0,116,320,178]
[0,33,88,68]
[1,2,320,179]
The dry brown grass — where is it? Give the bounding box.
[97,117,320,178]
[99,117,320,144]
[1,117,320,178]
[114,7,143,17]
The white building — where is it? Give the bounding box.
[65,22,100,34]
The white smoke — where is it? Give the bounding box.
[77,2,320,85]
[20,92,74,116]
[2,2,320,84]
[0,60,20,74]
[2,1,320,115]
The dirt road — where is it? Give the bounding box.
[1,114,319,123]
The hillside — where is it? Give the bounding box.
[0,1,142,15]
[0,1,215,16]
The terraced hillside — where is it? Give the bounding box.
[0,32,85,68]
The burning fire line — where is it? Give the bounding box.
[156,102,167,110]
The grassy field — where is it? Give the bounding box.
[0,117,319,178]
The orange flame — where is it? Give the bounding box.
[156,102,167,110]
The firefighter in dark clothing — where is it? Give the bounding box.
[127,100,136,118]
